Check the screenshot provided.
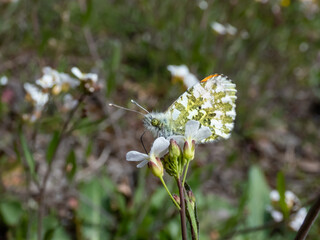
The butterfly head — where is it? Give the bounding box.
[143,112,171,138]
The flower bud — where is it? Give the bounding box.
[187,190,196,210]
[169,139,181,159]
[163,153,179,177]
[148,157,163,178]
[173,194,181,206]
[183,140,195,161]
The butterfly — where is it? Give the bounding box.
[143,74,237,143]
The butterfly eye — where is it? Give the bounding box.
[151,118,160,127]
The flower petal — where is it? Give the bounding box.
[126,151,148,162]
[150,137,170,157]
[185,120,200,138]
[137,159,149,168]
[194,127,212,142]
[71,67,83,79]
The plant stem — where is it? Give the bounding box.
[159,177,181,210]
[294,192,320,240]
[37,94,86,240]
[182,160,190,186]
[177,177,188,240]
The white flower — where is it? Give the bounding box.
[211,22,227,35]
[271,210,284,222]
[270,189,280,202]
[170,120,212,146]
[36,67,79,94]
[268,189,305,228]
[0,76,8,86]
[226,24,237,35]
[63,94,78,111]
[211,22,237,36]
[198,0,208,10]
[270,190,300,210]
[71,67,98,83]
[300,0,319,19]
[126,137,170,168]
[24,83,49,110]
[289,207,307,231]
[36,67,60,89]
[59,72,79,88]
[285,191,300,209]
[167,65,199,88]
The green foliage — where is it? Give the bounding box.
[277,171,289,219]
[246,165,270,239]
[19,132,37,180]
[46,131,60,164]
[0,198,23,226]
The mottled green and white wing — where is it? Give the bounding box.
[165,74,237,142]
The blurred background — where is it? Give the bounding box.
[0,0,319,239]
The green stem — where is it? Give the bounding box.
[182,160,190,186]
[177,177,188,240]
[160,177,181,210]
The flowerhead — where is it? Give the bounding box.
[126,137,170,177]
[62,94,78,111]
[268,189,306,231]
[170,120,211,161]
[24,83,49,122]
[71,67,99,93]
[36,67,79,95]
[24,83,49,110]
[0,76,8,86]
[167,65,199,89]
[211,22,237,36]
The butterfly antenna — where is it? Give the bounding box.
[131,99,150,114]
[140,131,148,154]
[108,103,145,116]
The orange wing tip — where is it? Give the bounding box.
[201,74,219,83]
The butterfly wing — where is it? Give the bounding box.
[165,74,237,142]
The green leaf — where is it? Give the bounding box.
[19,132,36,179]
[46,131,60,164]
[246,165,270,239]
[184,183,199,240]
[0,199,23,226]
[277,171,289,218]
[65,150,76,181]
[77,177,111,240]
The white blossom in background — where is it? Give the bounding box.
[270,190,300,210]
[71,67,99,93]
[226,24,237,35]
[36,67,60,89]
[268,189,307,231]
[36,67,79,94]
[198,0,208,10]
[211,22,238,36]
[63,94,78,111]
[24,83,49,110]
[24,83,49,122]
[289,208,307,231]
[126,137,170,168]
[0,76,8,86]
[71,67,98,83]
[270,210,284,222]
[299,0,319,19]
[167,65,199,89]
